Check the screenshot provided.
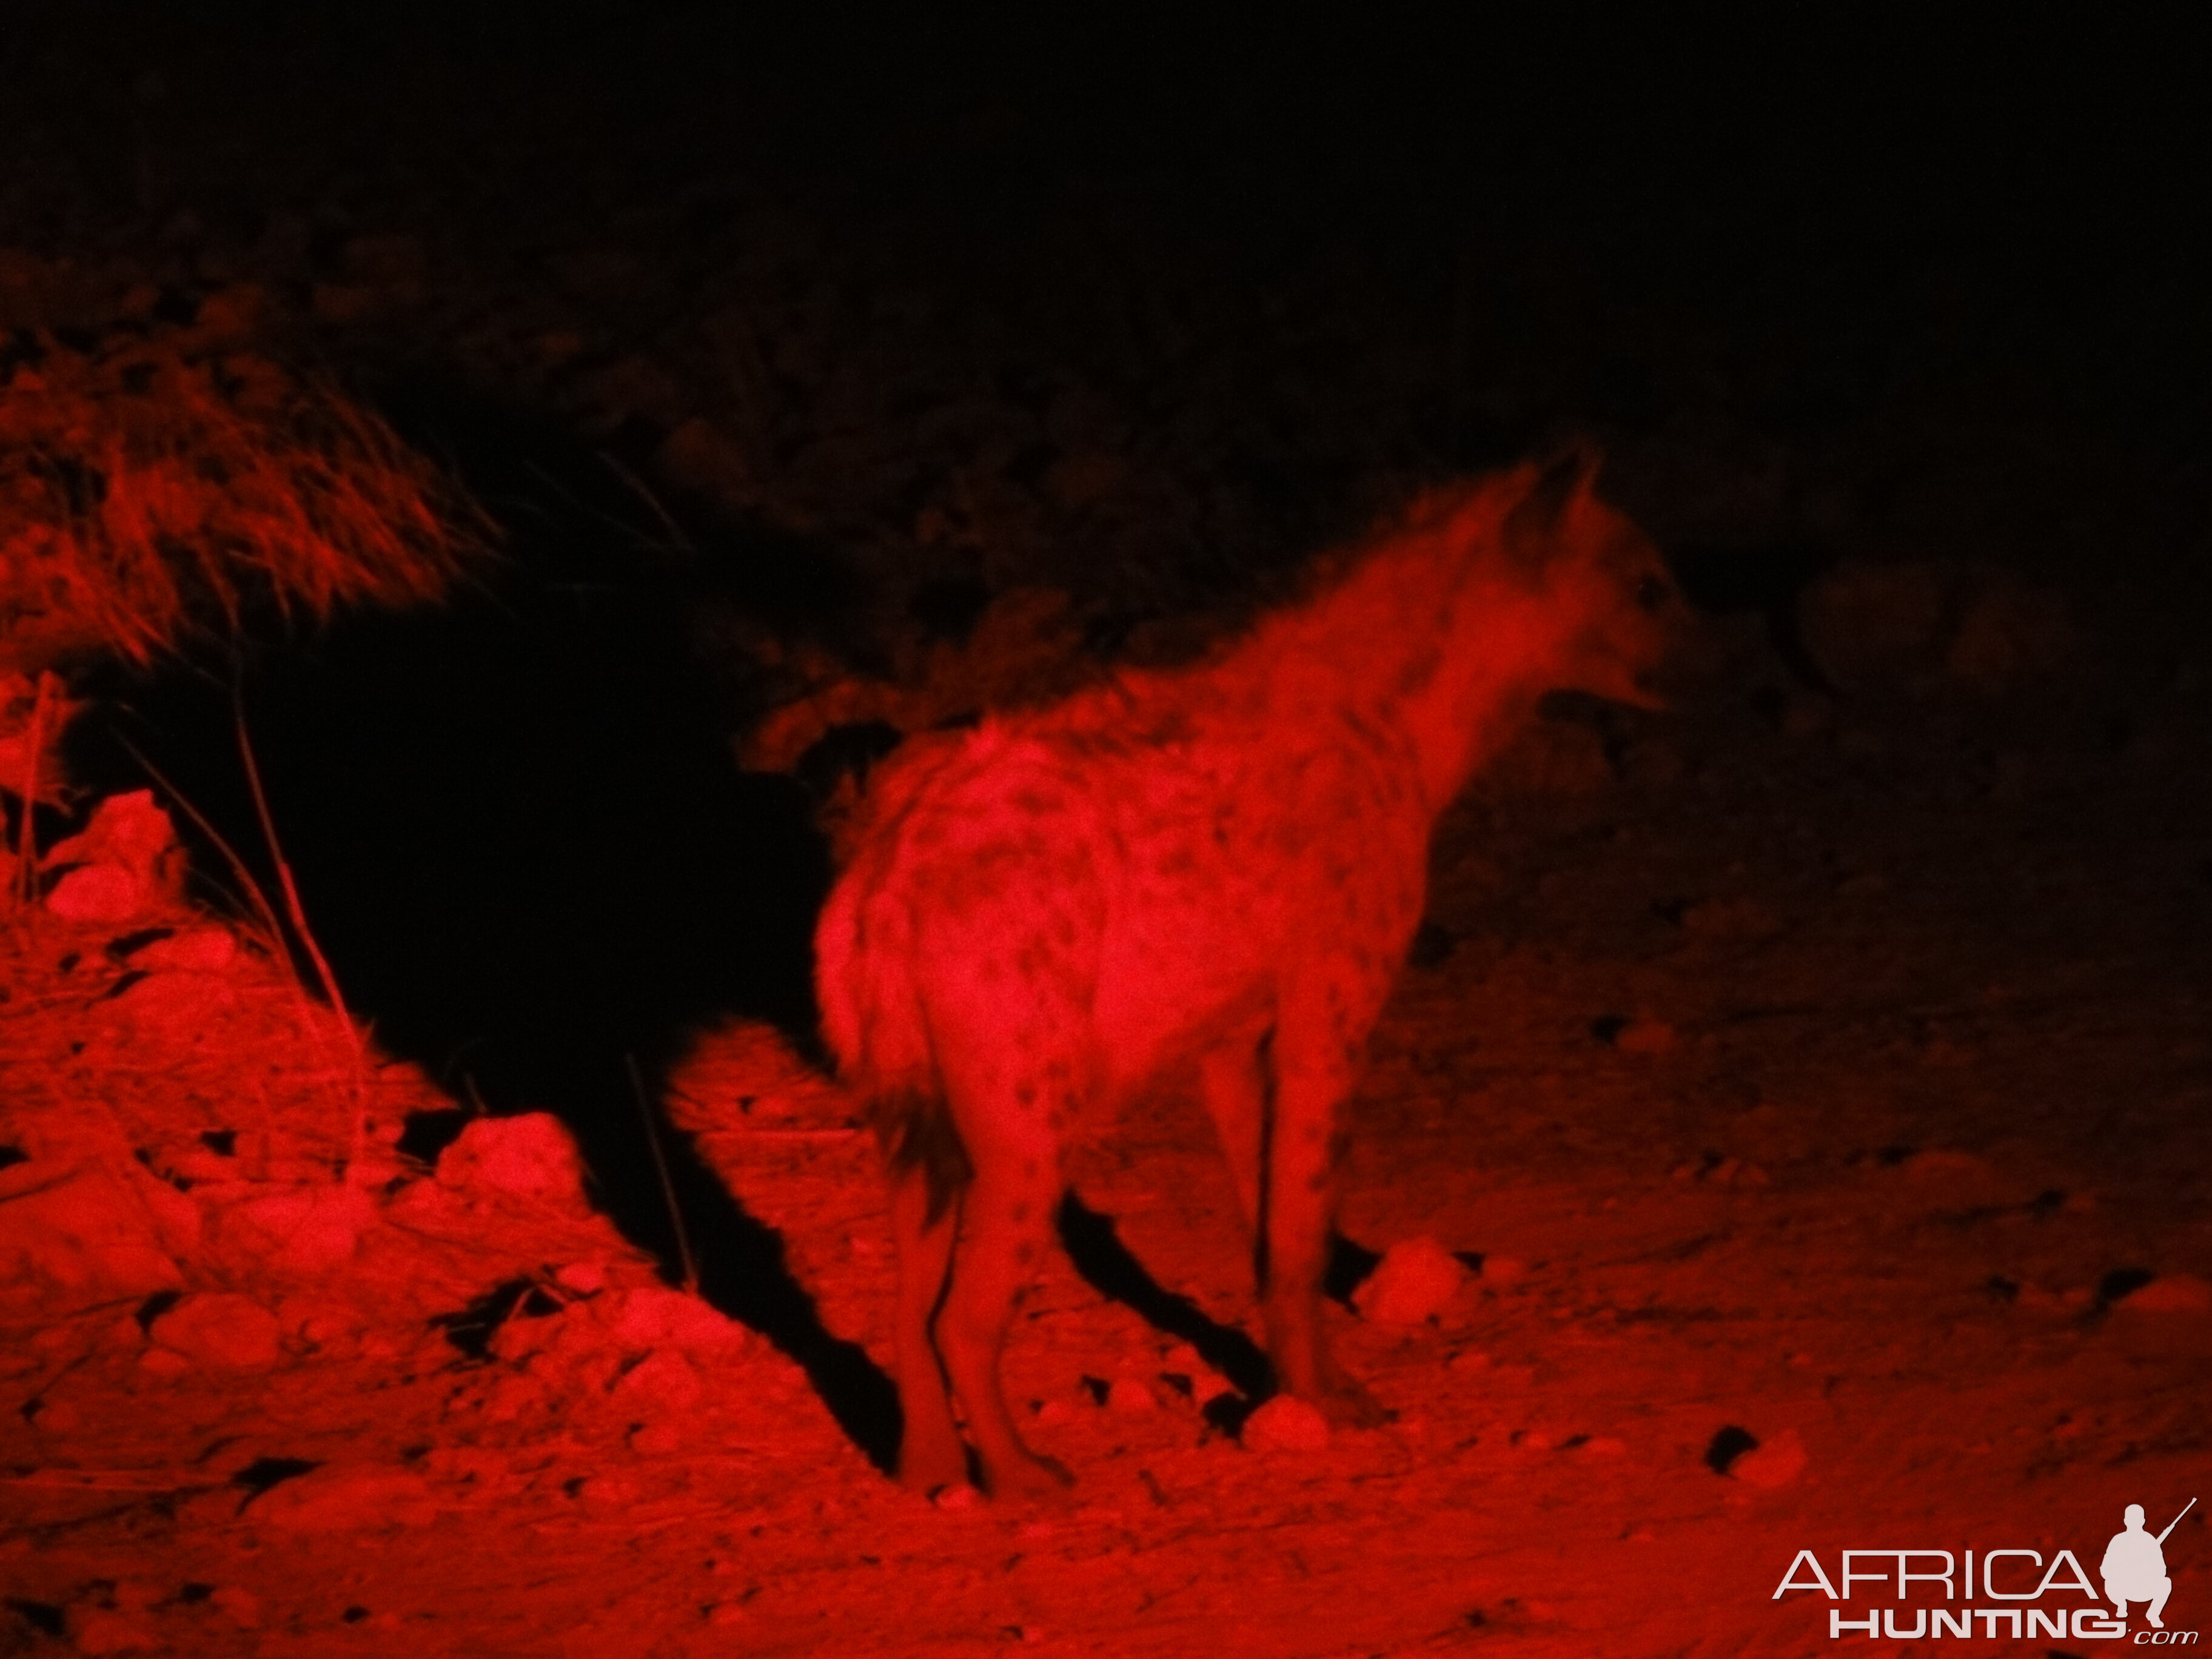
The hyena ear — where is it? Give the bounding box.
[1503,437,1604,569]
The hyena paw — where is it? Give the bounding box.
[982,1449,1076,1504]
[1312,1376,1396,1430]
[896,1438,971,1497]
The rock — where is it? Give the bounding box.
[1480,1255,1529,1289]
[1105,1377,1158,1414]
[67,1607,158,1654]
[148,1293,282,1369]
[568,1473,641,1515]
[0,1161,189,1310]
[1612,1016,1680,1056]
[608,1349,702,1413]
[2117,1273,2212,1313]
[606,1286,746,1355]
[1241,1395,1332,1453]
[135,1348,190,1380]
[1900,1148,1992,1183]
[211,1184,377,1273]
[1353,1236,1470,1327]
[435,1114,589,1211]
[133,927,238,971]
[1159,1342,1235,1405]
[1729,1428,1808,1490]
[250,1463,438,1532]
[45,864,146,923]
[42,793,181,921]
[113,970,234,1034]
[554,1259,609,1295]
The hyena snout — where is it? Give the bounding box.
[1555,541,1683,711]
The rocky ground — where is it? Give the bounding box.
[4,10,2210,1657]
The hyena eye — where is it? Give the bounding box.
[1634,574,1671,614]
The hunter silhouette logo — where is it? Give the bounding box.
[1775,1498,2197,1642]
[2107,1499,2193,1631]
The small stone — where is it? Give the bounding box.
[252,1463,438,1533]
[1612,1017,1678,1056]
[0,1162,187,1309]
[29,1398,82,1433]
[2118,1273,2212,1313]
[609,1349,702,1413]
[135,927,237,971]
[1729,1429,1807,1490]
[555,1260,608,1295]
[1105,1378,1158,1414]
[435,1114,589,1211]
[1159,1342,1234,1404]
[1241,1396,1331,1453]
[67,1607,158,1654]
[215,1184,376,1272]
[149,1293,281,1369]
[43,793,178,885]
[1353,1236,1470,1326]
[1480,1255,1529,1289]
[45,864,146,922]
[607,1287,745,1355]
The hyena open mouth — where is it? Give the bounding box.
[802,445,1677,1500]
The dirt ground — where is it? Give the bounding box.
[4,11,2211,1658]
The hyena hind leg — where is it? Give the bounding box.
[933,1112,1075,1501]
[1194,1027,1270,1250]
[885,1162,966,1493]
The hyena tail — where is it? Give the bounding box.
[814,880,974,1224]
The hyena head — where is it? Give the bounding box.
[1498,442,1680,709]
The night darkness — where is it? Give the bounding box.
[3,7,2210,1654]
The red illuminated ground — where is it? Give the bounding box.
[8,613,2210,1654]
[4,13,2211,1657]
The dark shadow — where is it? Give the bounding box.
[1665,539,1839,694]
[61,387,900,1472]
[1055,1191,1388,1404]
[1055,1193,1272,1400]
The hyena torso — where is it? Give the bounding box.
[813,447,1674,1498]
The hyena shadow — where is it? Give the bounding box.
[63,386,913,1473]
[1055,1193,1382,1432]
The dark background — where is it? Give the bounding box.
[9,2,2209,1269]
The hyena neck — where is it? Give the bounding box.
[1258,487,1564,813]
[1391,578,1560,809]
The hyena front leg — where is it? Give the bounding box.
[1261,1005,1392,1427]
[886,1162,966,1493]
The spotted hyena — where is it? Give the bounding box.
[813,446,1675,1498]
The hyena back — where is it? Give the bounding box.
[814,447,1674,1498]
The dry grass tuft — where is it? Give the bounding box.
[1,330,491,674]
